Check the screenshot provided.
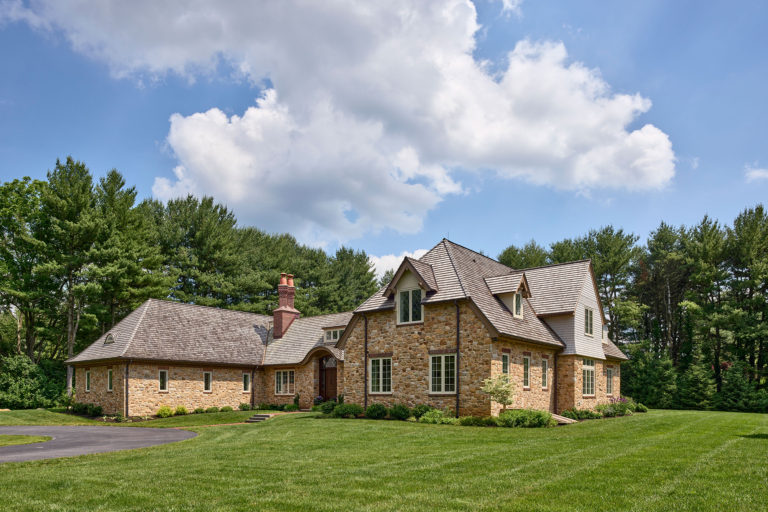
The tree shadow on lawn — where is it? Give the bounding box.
[738,433,768,440]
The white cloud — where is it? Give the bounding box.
[369,249,429,279]
[745,163,768,182]
[4,0,677,244]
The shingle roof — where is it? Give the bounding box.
[521,260,592,316]
[66,299,272,366]
[262,311,351,365]
[484,271,525,295]
[603,339,629,360]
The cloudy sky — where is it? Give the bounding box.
[1,0,766,276]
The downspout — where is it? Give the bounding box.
[124,360,131,417]
[363,314,368,409]
[455,300,460,418]
[553,354,558,414]
[251,367,256,409]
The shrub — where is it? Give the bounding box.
[72,402,89,415]
[561,409,578,420]
[220,406,234,412]
[194,407,205,414]
[459,416,494,427]
[332,403,363,418]
[411,404,433,419]
[156,405,173,418]
[284,403,299,411]
[497,409,555,428]
[239,403,252,411]
[418,409,459,425]
[365,403,388,419]
[311,405,321,412]
[0,355,66,409]
[113,413,125,423]
[636,403,648,413]
[205,406,219,413]
[388,403,411,421]
[293,394,300,406]
[87,404,103,417]
[337,394,345,404]
[597,404,616,417]
[314,395,324,406]
[320,400,337,415]
[174,406,189,416]
[562,408,601,420]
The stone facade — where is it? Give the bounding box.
[261,360,317,410]
[555,355,621,413]
[74,364,125,415]
[490,340,557,415]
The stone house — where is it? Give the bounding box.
[66,239,626,417]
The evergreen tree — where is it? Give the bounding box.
[498,240,548,269]
[676,347,715,410]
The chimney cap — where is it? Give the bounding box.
[279,273,288,285]
[287,274,294,287]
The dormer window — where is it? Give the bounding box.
[325,329,344,342]
[398,288,423,324]
[513,292,523,319]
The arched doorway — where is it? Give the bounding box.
[319,355,337,400]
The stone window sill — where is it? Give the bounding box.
[582,394,595,398]
[396,321,424,327]
[523,387,531,391]
[203,391,212,394]
[369,392,392,396]
[159,390,169,394]
[428,393,456,397]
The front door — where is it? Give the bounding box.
[319,356,338,400]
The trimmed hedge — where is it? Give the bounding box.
[388,404,411,421]
[205,407,219,413]
[156,406,174,418]
[174,406,188,416]
[497,409,556,428]
[239,403,252,411]
[365,403,387,419]
[331,403,364,418]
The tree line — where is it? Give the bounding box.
[498,209,768,412]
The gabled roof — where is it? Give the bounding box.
[262,311,352,366]
[603,339,629,360]
[484,271,530,296]
[521,260,592,316]
[66,299,272,366]
[383,257,438,297]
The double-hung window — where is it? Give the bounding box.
[585,307,594,336]
[203,371,212,392]
[159,369,169,392]
[523,356,530,388]
[398,288,423,324]
[606,368,613,395]
[582,359,595,395]
[275,370,295,395]
[243,373,251,393]
[107,369,113,392]
[502,354,509,375]
[541,359,548,389]
[430,354,456,394]
[513,292,523,318]
[85,370,91,392]
[369,358,392,394]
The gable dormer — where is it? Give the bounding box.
[484,271,531,319]
[383,257,437,325]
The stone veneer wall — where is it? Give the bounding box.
[343,300,493,416]
[127,363,254,417]
[490,340,557,415]
[74,365,125,415]
[555,355,622,413]
[261,361,319,410]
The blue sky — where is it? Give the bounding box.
[1,1,766,275]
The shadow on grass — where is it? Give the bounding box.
[738,433,768,440]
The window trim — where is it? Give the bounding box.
[107,369,113,392]
[397,287,424,325]
[522,356,530,389]
[513,292,524,319]
[243,372,251,393]
[585,307,594,336]
[203,371,212,393]
[325,329,344,341]
[582,358,595,396]
[159,369,169,392]
[502,353,509,375]
[541,359,548,389]
[274,370,295,396]
[429,354,457,395]
[606,367,613,396]
[85,370,91,393]
[369,357,393,394]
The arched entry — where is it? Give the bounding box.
[319,355,337,400]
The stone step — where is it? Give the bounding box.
[245,413,272,423]
[551,413,578,425]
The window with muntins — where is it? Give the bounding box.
[606,368,613,395]
[275,370,295,395]
[398,288,423,324]
[107,369,113,392]
[85,370,91,392]
[513,292,523,318]
[582,359,595,395]
[159,370,168,392]
[203,371,212,392]
[430,354,456,394]
[523,356,530,388]
[585,307,594,335]
[502,354,509,375]
[369,357,392,394]
[325,329,344,341]
[541,359,548,389]
[243,373,251,393]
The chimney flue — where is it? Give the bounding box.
[273,272,299,338]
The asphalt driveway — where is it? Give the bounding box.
[0,426,197,463]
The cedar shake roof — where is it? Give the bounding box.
[484,271,528,296]
[603,339,629,360]
[66,299,272,366]
[262,311,352,366]
[521,260,592,316]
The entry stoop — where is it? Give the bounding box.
[245,414,272,424]
[551,413,578,425]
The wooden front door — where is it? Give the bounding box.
[319,356,338,400]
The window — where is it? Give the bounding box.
[606,368,613,395]
[513,292,523,318]
[107,369,113,392]
[275,370,295,395]
[243,373,251,393]
[502,354,509,375]
[159,370,168,392]
[85,370,91,392]
[582,359,595,395]
[541,359,548,389]
[398,288,423,324]
[369,357,392,394]
[585,307,594,336]
[203,371,212,392]
[523,356,530,388]
[325,329,344,341]
[430,354,456,394]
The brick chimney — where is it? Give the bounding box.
[273,273,300,338]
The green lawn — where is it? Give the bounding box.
[0,410,766,511]
[0,408,268,428]
[0,409,101,426]
[122,410,268,427]
[0,435,51,447]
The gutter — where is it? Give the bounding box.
[363,314,368,409]
[124,360,131,417]
[455,300,461,418]
[251,367,257,409]
[553,354,558,414]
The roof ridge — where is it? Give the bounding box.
[118,299,152,358]
[148,298,273,318]
[441,238,513,271]
[441,239,467,298]
[517,259,592,271]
